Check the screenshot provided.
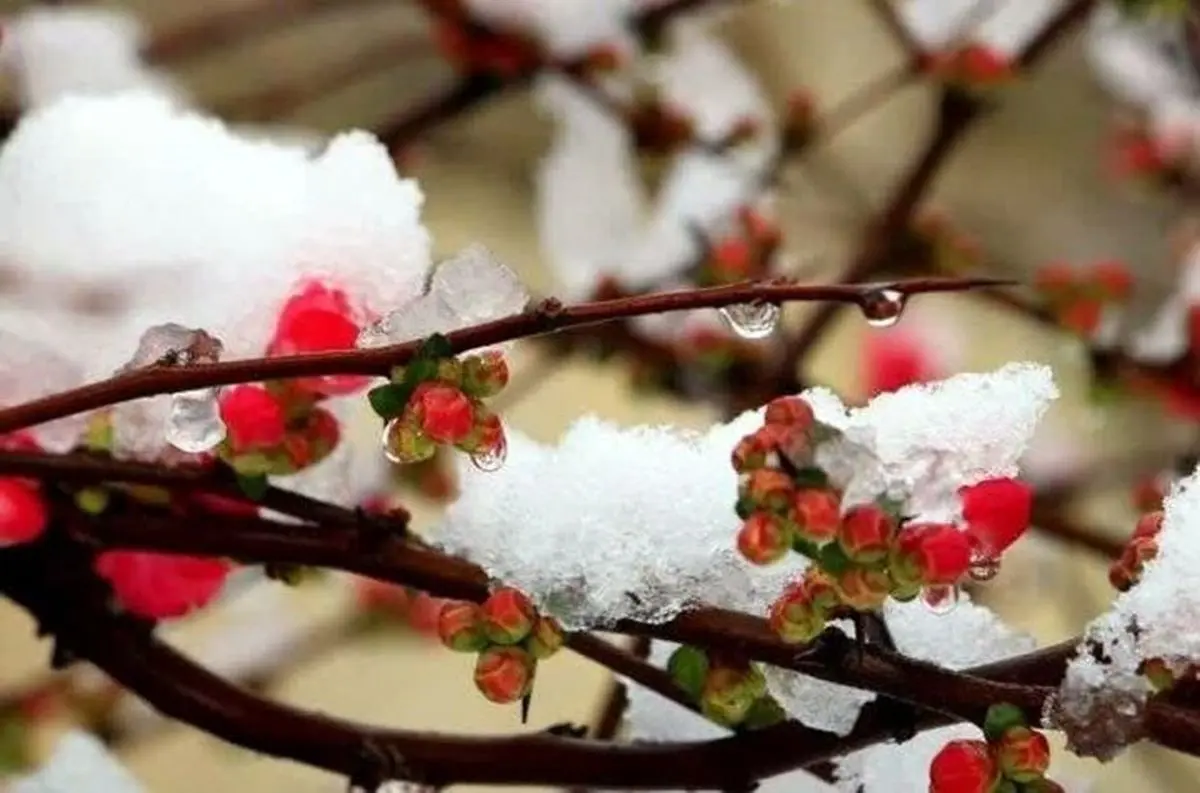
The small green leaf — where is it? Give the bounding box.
[236,473,269,501]
[818,542,853,576]
[983,702,1027,743]
[791,467,828,489]
[791,535,821,561]
[404,357,440,387]
[734,497,755,520]
[418,333,454,360]
[667,645,709,701]
[368,384,408,420]
[742,696,787,730]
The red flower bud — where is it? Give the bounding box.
[895,523,971,586]
[1133,510,1164,540]
[764,396,814,431]
[737,512,791,565]
[482,587,537,645]
[383,415,437,464]
[711,237,754,281]
[355,578,410,617]
[835,567,891,610]
[461,351,509,398]
[768,572,835,644]
[0,478,47,546]
[956,43,1012,85]
[1058,299,1103,336]
[474,646,535,704]
[437,600,489,652]
[1035,261,1076,295]
[411,383,475,445]
[525,616,565,659]
[457,405,505,456]
[929,739,996,793]
[1091,260,1133,301]
[740,469,795,514]
[960,478,1032,557]
[996,726,1051,783]
[95,551,230,619]
[219,386,287,454]
[837,504,895,563]
[792,488,841,543]
[732,430,778,473]
[269,281,367,396]
[407,590,447,636]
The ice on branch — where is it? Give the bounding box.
[620,640,838,793]
[898,0,1067,56]
[357,244,529,349]
[10,730,144,793]
[1059,467,1200,759]
[0,6,181,110]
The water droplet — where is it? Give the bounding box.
[968,552,1001,583]
[719,302,780,339]
[380,418,437,465]
[165,389,225,453]
[471,438,508,472]
[920,585,959,615]
[859,288,906,328]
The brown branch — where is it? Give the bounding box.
[0,276,1008,437]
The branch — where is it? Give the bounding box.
[0,276,1007,436]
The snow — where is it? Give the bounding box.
[9,730,144,793]
[898,0,1068,57]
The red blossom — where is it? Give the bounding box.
[895,523,972,586]
[929,739,996,793]
[960,477,1032,557]
[0,478,47,547]
[737,512,791,565]
[95,551,231,619]
[837,504,895,563]
[268,281,368,396]
[861,328,941,398]
[219,385,287,454]
[791,488,841,543]
[411,383,475,445]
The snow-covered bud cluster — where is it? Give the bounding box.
[666,645,784,730]
[436,587,563,704]
[1034,260,1133,337]
[929,704,1057,793]
[369,336,509,471]
[736,395,1034,640]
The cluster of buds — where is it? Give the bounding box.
[919,44,1014,91]
[217,384,340,479]
[667,646,784,729]
[369,337,509,468]
[697,207,783,287]
[930,705,1057,793]
[908,212,983,275]
[1109,510,1162,592]
[628,93,696,157]
[0,431,48,548]
[1107,122,1183,186]
[436,587,564,704]
[735,397,1033,638]
[1034,260,1133,336]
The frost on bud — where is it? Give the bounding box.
[219,385,287,454]
[524,616,564,659]
[768,572,834,644]
[893,523,971,587]
[960,478,1032,557]
[928,739,996,793]
[437,600,489,652]
[482,587,536,645]
[700,662,767,727]
[95,551,230,620]
[0,479,47,546]
[996,726,1051,783]
[835,567,890,610]
[792,488,841,543]
[737,512,791,565]
[739,469,794,515]
[461,351,509,398]
[474,646,535,704]
[837,504,895,563]
[411,383,475,445]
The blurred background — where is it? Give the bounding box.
[0,0,1198,790]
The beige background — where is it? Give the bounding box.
[1,0,1199,790]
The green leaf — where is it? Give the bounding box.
[236,473,269,501]
[368,384,408,420]
[742,696,787,730]
[667,645,709,701]
[818,542,852,576]
[404,357,440,387]
[983,702,1027,743]
[791,535,821,561]
[418,333,454,360]
[791,467,828,489]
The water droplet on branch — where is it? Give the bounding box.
[165,388,226,453]
[920,584,959,615]
[471,439,508,472]
[859,288,906,328]
[719,302,781,339]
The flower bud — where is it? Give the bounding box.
[737,512,792,565]
[457,405,505,456]
[739,469,794,514]
[731,430,778,473]
[0,479,47,546]
[835,567,891,610]
[407,590,447,636]
[894,523,971,586]
[461,351,510,398]
[769,581,826,644]
[700,663,766,727]
[1091,260,1133,301]
[474,646,535,704]
[764,396,814,431]
[792,488,841,543]
[482,587,536,645]
[95,551,230,620]
[383,415,437,464]
[837,504,895,563]
[525,616,565,659]
[411,383,475,444]
[220,386,287,454]
[960,478,1032,557]
[928,739,996,793]
[1133,510,1164,540]
[996,726,1051,783]
[437,601,489,652]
